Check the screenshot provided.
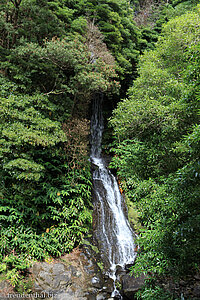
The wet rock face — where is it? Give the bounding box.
[30,248,113,300]
[30,246,145,300]
[121,273,146,300]
[32,262,74,293]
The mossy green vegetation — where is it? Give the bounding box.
[81,239,99,254]
[127,201,141,232]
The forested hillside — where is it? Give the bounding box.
[0,0,121,287]
[0,0,200,298]
[110,1,200,298]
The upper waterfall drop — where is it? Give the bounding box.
[90,95,137,298]
[90,93,104,159]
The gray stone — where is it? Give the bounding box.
[193,285,200,297]
[52,264,65,275]
[122,273,145,299]
[102,277,114,293]
[54,292,77,300]
[85,265,96,275]
[31,252,107,299]
[54,292,87,300]
[73,270,83,278]
[59,272,71,283]
[86,296,96,300]
[91,276,99,284]
[35,271,71,291]
[91,276,102,289]
[96,293,107,300]
[38,271,54,286]
[33,262,52,274]
[194,274,200,280]
[32,263,42,276]
[34,281,42,291]
[60,280,69,287]
[75,288,90,298]
[42,263,53,272]
[35,279,52,291]
[52,278,60,289]
[69,265,77,276]
[65,288,74,296]
[32,262,53,277]
[84,287,99,295]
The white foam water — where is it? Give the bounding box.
[90,95,136,298]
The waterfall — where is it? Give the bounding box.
[90,95,136,298]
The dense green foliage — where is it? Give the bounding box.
[1,0,200,297]
[110,3,200,294]
[48,0,140,83]
[134,0,200,52]
[0,0,119,287]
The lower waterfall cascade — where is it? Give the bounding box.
[90,95,137,298]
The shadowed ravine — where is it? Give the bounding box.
[90,95,137,299]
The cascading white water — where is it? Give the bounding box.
[90,95,136,298]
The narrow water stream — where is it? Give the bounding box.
[90,95,136,298]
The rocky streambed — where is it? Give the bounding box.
[0,245,145,300]
[1,245,200,299]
